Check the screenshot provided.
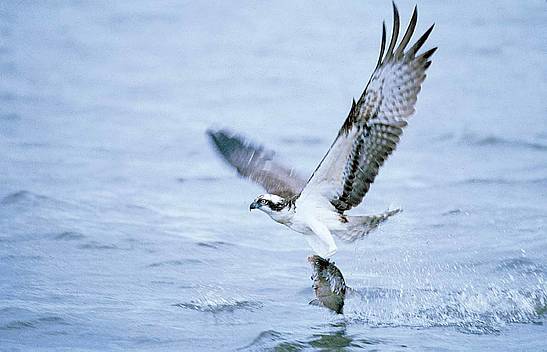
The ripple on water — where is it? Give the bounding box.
[1,254,41,261]
[1,190,49,205]
[147,259,204,268]
[177,176,222,184]
[441,208,470,216]
[174,291,261,313]
[280,135,324,145]
[495,257,546,275]
[77,241,119,250]
[238,330,301,352]
[196,241,234,249]
[240,326,384,351]
[53,231,86,241]
[174,300,261,313]
[306,332,382,350]
[0,190,76,212]
[0,307,68,331]
[0,112,20,121]
[459,133,547,151]
[456,177,547,186]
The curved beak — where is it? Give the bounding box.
[249,201,260,211]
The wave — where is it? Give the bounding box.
[196,241,234,249]
[458,132,547,151]
[78,241,119,250]
[1,190,50,205]
[0,112,20,121]
[495,257,546,275]
[53,231,86,241]
[240,326,384,351]
[0,190,79,211]
[441,208,469,216]
[0,307,68,331]
[173,287,261,314]
[177,176,222,183]
[280,136,324,145]
[173,297,260,313]
[147,259,204,268]
[456,177,547,186]
[1,254,41,261]
[239,330,289,351]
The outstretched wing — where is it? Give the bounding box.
[299,4,436,213]
[207,129,307,198]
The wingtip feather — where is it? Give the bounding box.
[205,128,217,138]
[384,3,400,62]
[394,5,418,57]
[206,128,220,145]
[376,21,387,68]
[421,46,438,60]
[407,23,434,57]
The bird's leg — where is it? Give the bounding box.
[307,219,337,258]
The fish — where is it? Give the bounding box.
[308,255,347,314]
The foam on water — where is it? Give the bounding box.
[346,285,546,334]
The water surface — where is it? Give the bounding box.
[1,1,546,351]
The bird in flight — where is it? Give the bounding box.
[208,4,436,258]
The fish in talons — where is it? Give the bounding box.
[308,255,347,314]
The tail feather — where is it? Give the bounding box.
[334,208,401,242]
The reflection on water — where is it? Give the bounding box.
[306,323,356,350]
[241,322,387,351]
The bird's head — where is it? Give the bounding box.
[249,194,289,216]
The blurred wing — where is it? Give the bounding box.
[207,129,307,198]
[300,4,436,213]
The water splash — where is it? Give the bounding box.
[345,284,546,334]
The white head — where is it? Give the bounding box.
[249,194,294,222]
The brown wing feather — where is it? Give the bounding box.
[300,4,436,213]
[207,129,306,198]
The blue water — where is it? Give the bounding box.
[1,1,546,351]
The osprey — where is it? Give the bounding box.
[208,4,436,258]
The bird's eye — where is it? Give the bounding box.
[260,199,267,204]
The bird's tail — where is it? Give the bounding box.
[333,208,401,242]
